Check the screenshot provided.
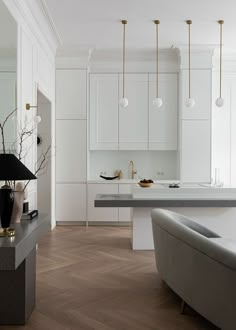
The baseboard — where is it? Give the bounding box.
[56,221,131,227]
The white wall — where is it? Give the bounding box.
[89,150,178,180]
[4,0,59,227]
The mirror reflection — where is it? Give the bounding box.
[0,0,17,152]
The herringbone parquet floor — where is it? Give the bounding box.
[1,226,218,330]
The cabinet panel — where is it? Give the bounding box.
[56,69,87,119]
[87,184,118,221]
[181,120,211,182]
[56,184,86,221]
[149,74,177,150]
[56,120,86,182]
[118,184,131,222]
[119,74,148,150]
[0,73,16,146]
[90,74,118,150]
[181,70,211,120]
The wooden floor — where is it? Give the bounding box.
[2,226,218,330]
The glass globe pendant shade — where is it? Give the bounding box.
[215,97,224,107]
[119,97,128,108]
[185,97,195,108]
[33,115,41,124]
[153,97,163,108]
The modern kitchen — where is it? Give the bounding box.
[55,29,236,242]
[2,0,236,328]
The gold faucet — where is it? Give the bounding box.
[129,160,137,179]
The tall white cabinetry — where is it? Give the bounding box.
[90,74,118,150]
[149,74,177,150]
[180,69,212,182]
[90,73,178,151]
[56,69,87,222]
[119,74,149,150]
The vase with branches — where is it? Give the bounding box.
[0,109,51,223]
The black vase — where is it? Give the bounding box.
[0,187,14,229]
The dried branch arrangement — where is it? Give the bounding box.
[0,109,51,191]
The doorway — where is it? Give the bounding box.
[37,90,51,218]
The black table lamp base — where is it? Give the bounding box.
[0,187,15,237]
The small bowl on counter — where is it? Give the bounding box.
[138,179,153,188]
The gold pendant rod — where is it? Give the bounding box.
[121,20,127,98]
[186,20,192,99]
[218,20,224,98]
[154,20,160,98]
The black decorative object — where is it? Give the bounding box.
[100,175,119,180]
[37,135,42,146]
[0,154,37,237]
[169,183,180,188]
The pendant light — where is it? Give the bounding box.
[153,20,163,108]
[215,20,224,107]
[185,20,195,108]
[119,20,128,108]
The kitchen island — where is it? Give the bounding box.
[95,184,236,250]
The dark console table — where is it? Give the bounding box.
[0,214,50,324]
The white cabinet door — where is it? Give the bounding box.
[90,74,118,150]
[56,183,86,222]
[149,74,178,150]
[181,120,211,182]
[181,70,211,120]
[87,184,118,222]
[119,74,148,150]
[56,69,87,119]
[56,120,87,182]
[0,72,16,148]
[118,184,131,222]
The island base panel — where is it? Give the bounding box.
[132,207,236,250]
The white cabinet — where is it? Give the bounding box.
[90,73,118,150]
[118,184,131,222]
[56,120,87,182]
[56,183,86,222]
[181,120,211,182]
[181,70,211,120]
[149,74,178,150]
[87,184,119,221]
[119,74,148,150]
[0,72,16,146]
[56,69,87,119]
[89,73,177,151]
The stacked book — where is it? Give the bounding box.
[21,210,38,220]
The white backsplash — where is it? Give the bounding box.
[89,151,179,180]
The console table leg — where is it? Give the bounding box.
[0,247,36,324]
[180,299,186,314]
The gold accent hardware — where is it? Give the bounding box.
[26,103,38,110]
[0,227,15,237]
[129,160,137,180]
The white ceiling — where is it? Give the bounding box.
[45,0,236,55]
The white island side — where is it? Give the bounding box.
[95,184,236,250]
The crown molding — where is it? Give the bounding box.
[3,0,61,57]
[36,0,62,47]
